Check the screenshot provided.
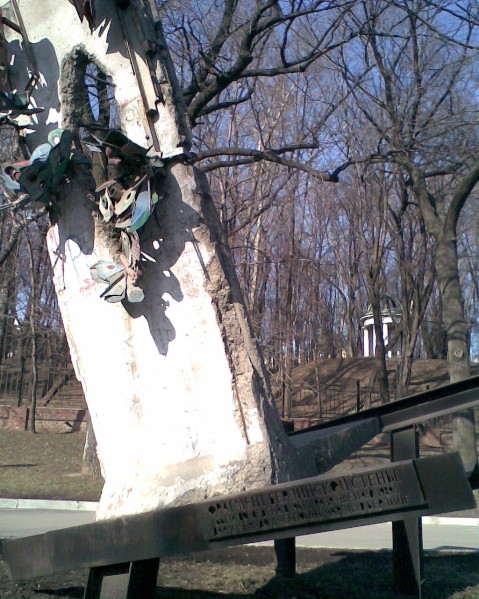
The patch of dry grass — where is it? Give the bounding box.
[0,429,103,501]
[0,547,478,598]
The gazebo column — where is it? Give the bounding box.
[363,327,370,357]
[383,322,390,358]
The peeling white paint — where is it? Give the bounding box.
[45,107,61,125]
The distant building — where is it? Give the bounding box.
[361,296,402,359]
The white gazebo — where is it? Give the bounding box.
[361,296,402,359]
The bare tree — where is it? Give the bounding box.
[336,0,479,472]
[162,0,360,178]
[388,176,435,397]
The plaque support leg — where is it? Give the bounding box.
[274,421,297,578]
[128,559,160,597]
[274,537,296,577]
[84,563,130,599]
[391,426,423,598]
[84,559,160,599]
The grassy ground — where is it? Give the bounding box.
[1,546,478,598]
[0,429,103,501]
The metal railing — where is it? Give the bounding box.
[0,363,84,405]
[289,382,388,421]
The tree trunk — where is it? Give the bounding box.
[25,228,38,433]
[373,318,390,404]
[397,346,414,400]
[404,160,478,476]
[283,203,295,419]
[368,283,390,404]
[436,233,477,474]
[82,419,103,478]
[28,332,37,433]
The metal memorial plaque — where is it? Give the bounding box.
[3,453,474,581]
[202,462,425,541]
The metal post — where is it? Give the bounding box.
[390,426,423,598]
[84,563,130,599]
[274,537,296,578]
[84,559,159,599]
[274,420,296,578]
[127,559,160,598]
[17,358,25,406]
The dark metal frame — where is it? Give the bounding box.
[287,374,479,598]
[391,426,423,597]
[2,453,474,597]
[3,375,479,599]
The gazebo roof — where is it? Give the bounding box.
[360,294,403,322]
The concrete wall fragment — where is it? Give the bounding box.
[3,0,304,519]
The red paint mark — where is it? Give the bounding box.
[79,278,97,293]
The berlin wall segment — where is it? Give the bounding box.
[0,0,379,521]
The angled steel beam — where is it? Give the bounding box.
[289,373,479,438]
[2,453,474,581]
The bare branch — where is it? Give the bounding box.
[446,160,479,232]
[184,1,358,123]
[197,146,339,181]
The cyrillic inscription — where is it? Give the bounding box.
[205,464,424,540]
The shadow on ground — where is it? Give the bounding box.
[2,547,477,599]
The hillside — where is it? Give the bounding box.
[271,358,479,420]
